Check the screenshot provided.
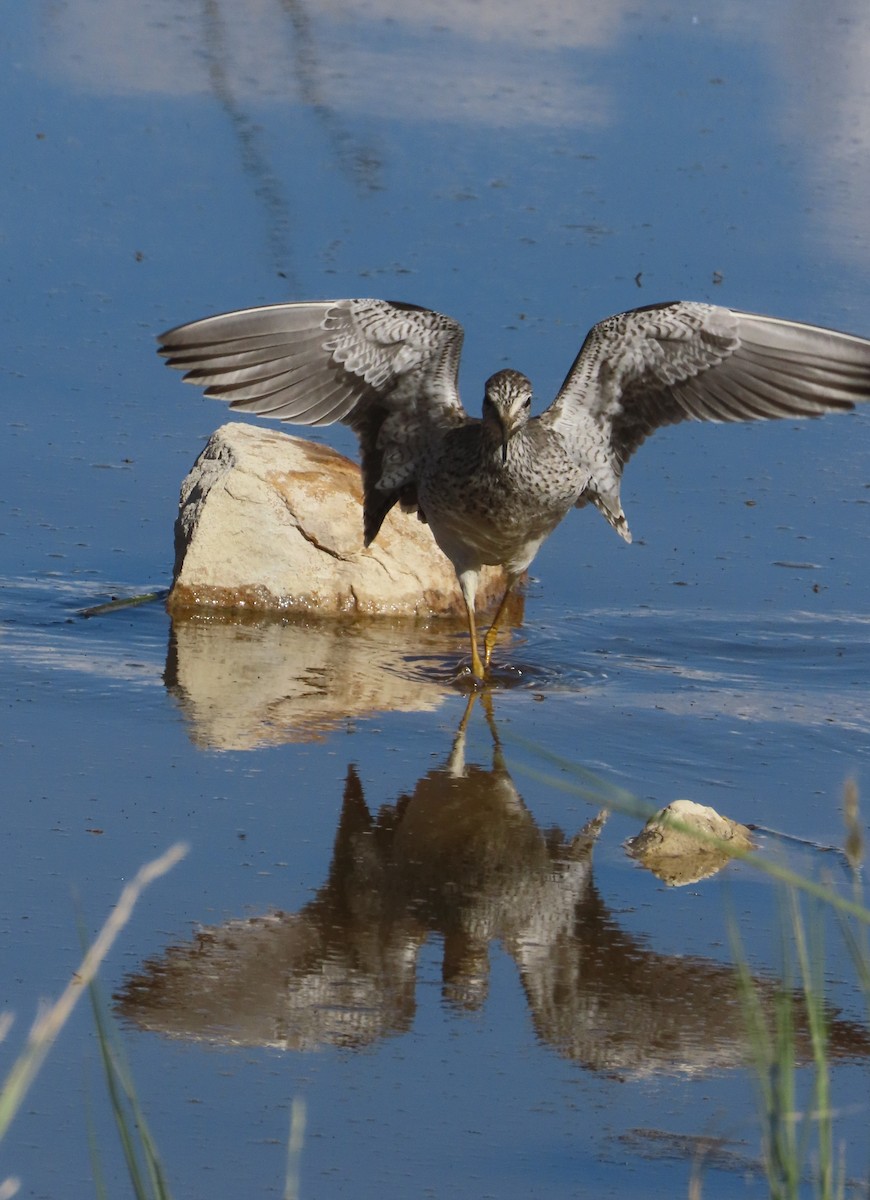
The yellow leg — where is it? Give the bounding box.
[483,580,516,670]
[480,688,496,730]
[459,570,485,680]
[458,689,479,734]
[465,597,485,680]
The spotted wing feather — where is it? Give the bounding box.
[544,301,870,534]
[159,299,467,543]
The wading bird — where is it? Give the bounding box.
[159,299,870,680]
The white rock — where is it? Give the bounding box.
[625,798,754,886]
[168,422,508,617]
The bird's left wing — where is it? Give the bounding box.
[546,301,870,469]
[158,299,467,542]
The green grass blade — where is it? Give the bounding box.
[88,977,151,1199]
[79,938,173,1200]
[0,844,187,1146]
[85,1077,110,1200]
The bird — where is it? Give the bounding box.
[158,298,870,680]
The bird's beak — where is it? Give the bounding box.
[499,416,515,464]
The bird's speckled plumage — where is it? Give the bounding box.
[159,298,870,679]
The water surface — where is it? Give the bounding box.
[4,1,870,1196]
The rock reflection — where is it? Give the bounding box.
[163,610,453,748]
[117,697,870,1074]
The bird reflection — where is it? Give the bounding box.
[117,696,870,1075]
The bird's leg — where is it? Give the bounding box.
[458,569,485,680]
[483,578,517,670]
[446,692,478,775]
[465,602,486,681]
[457,690,480,736]
[478,690,508,773]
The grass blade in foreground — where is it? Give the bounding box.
[88,974,172,1200]
[0,843,188,1144]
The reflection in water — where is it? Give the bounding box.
[117,697,870,1075]
[39,0,870,263]
[164,604,535,748]
[40,0,613,124]
[198,0,383,281]
[273,0,383,192]
[164,610,448,748]
[200,0,296,281]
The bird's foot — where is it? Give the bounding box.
[483,626,502,673]
[451,658,490,690]
[455,669,488,690]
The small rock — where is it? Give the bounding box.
[625,798,754,886]
[167,423,507,617]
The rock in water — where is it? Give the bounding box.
[167,423,508,617]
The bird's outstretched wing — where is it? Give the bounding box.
[547,301,870,463]
[158,299,467,543]
[543,302,870,536]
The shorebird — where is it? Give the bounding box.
[159,299,870,680]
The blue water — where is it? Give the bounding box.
[4,2,870,1196]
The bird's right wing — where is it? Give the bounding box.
[158,299,467,543]
[543,302,870,538]
[547,301,870,468]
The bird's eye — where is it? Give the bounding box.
[523,397,532,409]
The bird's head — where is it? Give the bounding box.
[482,369,533,463]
